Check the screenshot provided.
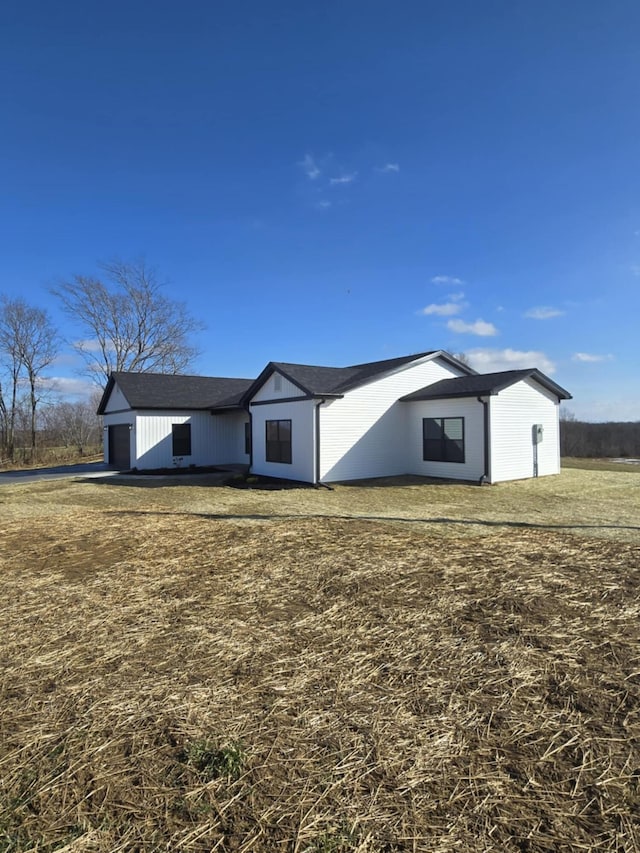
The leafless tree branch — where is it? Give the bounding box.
[51,259,204,385]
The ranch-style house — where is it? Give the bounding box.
[97,350,571,484]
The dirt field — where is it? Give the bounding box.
[1,469,639,851]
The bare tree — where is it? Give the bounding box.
[0,380,8,459]
[452,352,471,367]
[52,259,204,383]
[0,297,59,457]
[42,398,101,456]
[0,325,21,460]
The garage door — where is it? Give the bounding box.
[108,424,131,469]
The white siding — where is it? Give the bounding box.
[489,379,561,483]
[103,383,130,413]
[212,411,251,463]
[250,399,316,483]
[319,357,465,482]
[133,410,248,469]
[405,398,486,481]
[251,371,305,402]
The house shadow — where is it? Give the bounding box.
[77,494,640,535]
[76,472,314,490]
[337,474,479,488]
[76,472,232,489]
[77,477,640,533]
[113,508,639,534]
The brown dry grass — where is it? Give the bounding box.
[562,458,640,475]
[0,470,639,852]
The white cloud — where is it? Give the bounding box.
[316,200,332,210]
[375,163,399,173]
[420,301,466,316]
[466,348,556,375]
[447,318,498,336]
[572,352,614,363]
[299,153,321,180]
[40,376,98,398]
[51,352,81,368]
[75,338,110,353]
[329,172,357,185]
[524,306,565,320]
[431,275,465,286]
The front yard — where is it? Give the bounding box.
[0,468,638,851]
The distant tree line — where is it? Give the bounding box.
[4,397,103,464]
[560,412,640,458]
[0,259,202,465]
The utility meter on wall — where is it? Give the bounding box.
[532,424,544,444]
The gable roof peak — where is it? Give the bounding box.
[400,367,572,402]
[243,350,466,401]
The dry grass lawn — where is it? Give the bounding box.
[0,468,639,852]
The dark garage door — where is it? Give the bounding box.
[108,424,130,469]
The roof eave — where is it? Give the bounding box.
[431,350,478,375]
[400,368,573,402]
[334,350,468,395]
[209,404,245,413]
[96,374,116,416]
[528,370,572,400]
[401,389,496,402]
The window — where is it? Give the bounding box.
[172,423,192,456]
[423,417,464,463]
[266,419,292,463]
[244,422,252,456]
[273,373,282,392]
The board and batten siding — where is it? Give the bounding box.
[251,372,305,402]
[250,399,316,483]
[319,357,465,482]
[405,398,486,482]
[213,411,251,463]
[133,410,249,469]
[135,411,216,469]
[489,379,561,482]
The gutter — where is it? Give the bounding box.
[478,396,490,484]
[246,404,253,472]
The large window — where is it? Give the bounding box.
[423,417,464,463]
[172,423,192,456]
[266,419,292,463]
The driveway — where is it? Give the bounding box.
[0,461,117,485]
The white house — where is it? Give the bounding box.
[97,350,571,484]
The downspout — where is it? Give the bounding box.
[247,405,253,473]
[478,396,490,485]
[315,399,331,488]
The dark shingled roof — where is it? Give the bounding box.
[97,352,479,415]
[97,372,254,414]
[240,351,467,401]
[400,369,572,402]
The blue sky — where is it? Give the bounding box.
[1,1,638,420]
